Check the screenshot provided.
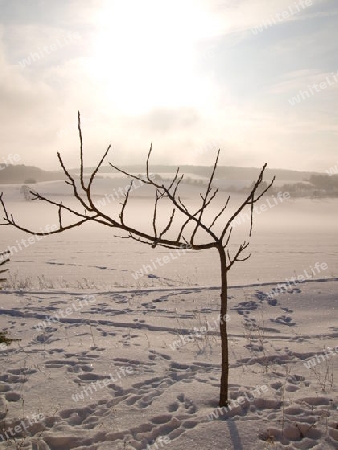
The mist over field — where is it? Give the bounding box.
[0,176,337,288]
[0,171,337,449]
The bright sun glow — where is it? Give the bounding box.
[87,0,220,113]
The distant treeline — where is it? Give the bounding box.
[276,174,338,198]
[225,174,338,198]
[157,173,338,198]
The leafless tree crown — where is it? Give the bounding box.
[1,112,275,271]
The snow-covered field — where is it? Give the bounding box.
[0,179,337,449]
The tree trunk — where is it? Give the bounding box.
[217,244,229,407]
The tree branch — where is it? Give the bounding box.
[226,241,251,271]
[221,164,275,240]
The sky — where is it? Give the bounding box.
[0,0,337,172]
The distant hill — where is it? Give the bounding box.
[71,164,316,183]
[1,163,337,197]
[0,163,323,185]
[0,164,64,184]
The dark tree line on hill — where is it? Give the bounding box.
[157,174,338,198]
[276,174,338,198]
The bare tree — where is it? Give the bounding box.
[0,112,274,407]
[0,250,10,285]
[0,250,20,349]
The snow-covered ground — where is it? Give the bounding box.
[0,179,337,449]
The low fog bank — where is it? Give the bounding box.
[0,181,337,288]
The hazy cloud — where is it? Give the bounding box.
[0,0,337,171]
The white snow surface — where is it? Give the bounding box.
[0,179,337,449]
